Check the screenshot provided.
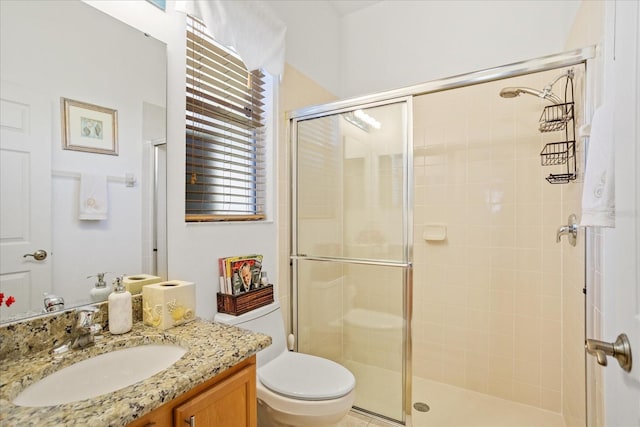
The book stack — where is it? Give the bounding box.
[218,254,264,296]
[217,254,274,316]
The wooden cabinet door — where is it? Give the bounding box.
[173,364,256,427]
[127,409,171,427]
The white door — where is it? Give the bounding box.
[601,1,640,425]
[0,81,52,320]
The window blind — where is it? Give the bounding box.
[186,16,266,222]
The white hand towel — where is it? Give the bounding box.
[581,103,615,227]
[79,173,108,220]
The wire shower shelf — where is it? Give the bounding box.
[539,69,577,184]
[545,173,577,184]
[540,141,575,166]
[539,102,574,133]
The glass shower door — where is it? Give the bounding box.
[292,100,411,423]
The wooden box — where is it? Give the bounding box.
[216,285,274,316]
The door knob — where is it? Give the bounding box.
[23,249,48,261]
[585,333,632,372]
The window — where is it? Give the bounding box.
[185,16,267,222]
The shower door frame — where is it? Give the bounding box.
[289,47,595,118]
[290,96,415,425]
[289,45,596,426]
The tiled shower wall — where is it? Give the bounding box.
[412,67,584,414]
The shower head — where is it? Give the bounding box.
[499,86,563,104]
[500,69,573,104]
[500,87,547,99]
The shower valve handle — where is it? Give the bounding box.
[556,214,578,246]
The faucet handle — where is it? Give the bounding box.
[88,323,103,335]
[556,213,578,246]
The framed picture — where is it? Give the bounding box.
[146,0,166,11]
[61,98,118,155]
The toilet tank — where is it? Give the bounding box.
[215,302,287,367]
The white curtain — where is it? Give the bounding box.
[177,0,286,77]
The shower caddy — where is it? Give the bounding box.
[539,69,576,184]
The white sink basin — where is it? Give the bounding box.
[13,344,187,407]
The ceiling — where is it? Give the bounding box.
[328,0,381,16]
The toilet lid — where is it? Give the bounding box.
[258,352,355,401]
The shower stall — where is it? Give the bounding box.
[289,48,593,426]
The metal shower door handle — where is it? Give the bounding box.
[585,333,632,372]
[23,249,48,261]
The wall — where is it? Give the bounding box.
[1,0,165,307]
[269,1,343,97]
[340,0,581,98]
[84,0,173,43]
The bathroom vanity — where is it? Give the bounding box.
[0,317,270,426]
[128,355,256,427]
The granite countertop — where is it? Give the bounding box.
[0,319,271,426]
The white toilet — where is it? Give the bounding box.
[215,301,356,427]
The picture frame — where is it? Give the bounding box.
[145,0,166,11]
[61,98,118,155]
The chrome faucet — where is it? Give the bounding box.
[51,306,103,355]
[70,306,102,350]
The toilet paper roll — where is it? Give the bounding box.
[123,274,162,295]
[142,280,196,330]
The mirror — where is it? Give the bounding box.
[0,0,167,323]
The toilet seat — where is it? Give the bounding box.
[258,352,355,401]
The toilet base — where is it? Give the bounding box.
[257,399,349,427]
[256,381,355,427]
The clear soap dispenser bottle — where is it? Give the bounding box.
[88,272,111,303]
[108,276,132,334]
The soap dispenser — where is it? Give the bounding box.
[88,272,111,303]
[108,276,132,334]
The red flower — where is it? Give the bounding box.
[0,293,4,305]
[6,296,16,307]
